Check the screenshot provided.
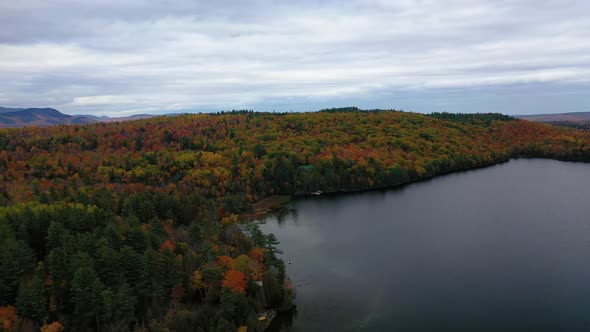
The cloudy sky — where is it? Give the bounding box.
[1,0,589,116]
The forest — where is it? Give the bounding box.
[1,109,590,331]
[545,121,590,131]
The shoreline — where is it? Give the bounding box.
[241,158,512,223]
[245,156,590,217]
[238,195,292,221]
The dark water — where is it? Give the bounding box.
[260,159,590,331]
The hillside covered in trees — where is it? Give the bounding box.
[1,109,590,331]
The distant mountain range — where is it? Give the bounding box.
[517,112,590,123]
[3,107,590,129]
[0,107,156,128]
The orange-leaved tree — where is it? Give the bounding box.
[0,305,17,331]
[222,269,247,294]
[40,321,64,332]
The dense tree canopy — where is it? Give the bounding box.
[1,109,589,331]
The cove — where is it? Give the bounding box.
[260,158,590,331]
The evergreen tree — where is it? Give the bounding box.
[16,274,47,328]
[215,317,234,332]
[95,243,122,287]
[123,227,149,253]
[119,246,143,287]
[0,240,35,305]
[111,282,137,330]
[46,221,67,251]
[71,267,104,330]
[102,224,123,250]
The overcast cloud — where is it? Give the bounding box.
[1,0,589,116]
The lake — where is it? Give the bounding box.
[260,158,590,331]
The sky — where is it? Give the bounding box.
[1,0,589,117]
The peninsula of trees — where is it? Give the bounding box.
[1,108,590,331]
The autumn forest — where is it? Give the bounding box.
[1,108,590,331]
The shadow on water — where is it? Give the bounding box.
[266,307,298,331]
[274,207,297,225]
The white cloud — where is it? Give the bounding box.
[0,0,589,115]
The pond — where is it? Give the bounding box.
[260,158,590,331]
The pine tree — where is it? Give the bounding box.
[95,243,122,287]
[71,267,104,330]
[0,240,35,305]
[124,227,149,253]
[111,282,136,330]
[119,246,143,287]
[16,274,47,328]
[215,317,234,332]
[46,221,67,251]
